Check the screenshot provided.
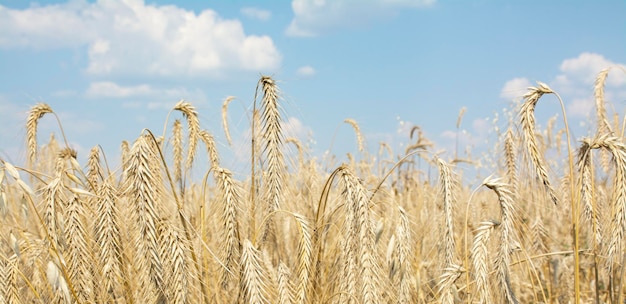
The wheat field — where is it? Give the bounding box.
[0,71,625,303]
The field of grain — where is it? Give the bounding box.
[1,71,625,303]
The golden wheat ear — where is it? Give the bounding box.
[519,82,559,205]
[26,103,53,166]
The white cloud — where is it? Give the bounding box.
[86,81,153,98]
[286,0,435,37]
[500,77,531,100]
[567,97,594,119]
[296,65,316,77]
[553,53,626,119]
[85,81,206,104]
[559,52,626,86]
[0,1,281,77]
[240,7,271,21]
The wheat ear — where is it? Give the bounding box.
[437,263,464,304]
[199,130,220,169]
[173,101,200,170]
[158,219,189,304]
[240,239,271,304]
[344,118,365,153]
[258,75,285,246]
[483,178,519,304]
[86,146,103,189]
[394,207,413,304]
[338,165,382,304]
[595,68,613,173]
[504,128,518,196]
[293,213,312,304]
[64,195,95,303]
[26,103,53,166]
[215,167,242,289]
[222,96,235,146]
[125,133,166,302]
[1,254,20,304]
[172,119,183,184]
[277,262,295,304]
[519,82,558,204]
[94,177,123,301]
[436,157,457,267]
[471,220,499,304]
[586,136,626,271]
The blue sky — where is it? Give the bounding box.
[1,0,625,178]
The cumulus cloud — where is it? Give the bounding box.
[0,0,281,77]
[286,0,435,37]
[559,52,626,87]
[500,77,531,100]
[240,7,271,21]
[296,65,316,77]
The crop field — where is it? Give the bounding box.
[1,71,626,303]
